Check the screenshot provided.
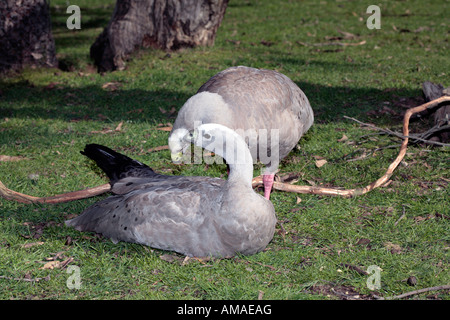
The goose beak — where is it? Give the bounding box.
[170,130,197,164]
[171,151,183,163]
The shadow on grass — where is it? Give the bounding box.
[0,79,423,127]
[0,83,190,125]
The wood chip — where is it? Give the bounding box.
[315,159,327,168]
[40,261,61,270]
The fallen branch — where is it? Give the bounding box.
[252,96,450,197]
[374,284,450,300]
[252,176,353,196]
[0,180,110,204]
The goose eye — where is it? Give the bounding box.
[183,131,194,142]
[203,133,211,140]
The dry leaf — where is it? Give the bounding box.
[181,256,192,266]
[159,107,167,114]
[315,159,328,168]
[384,241,402,254]
[414,215,431,223]
[337,134,348,142]
[21,241,44,249]
[102,82,121,91]
[346,152,368,162]
[156,126,173,132]
[258,290,264,300]
[296,197,302,204]
[40,261,61,270]
[148,145,169,152]
[115,121,123,131]
[90,121,123,134]
[355,238,370,246]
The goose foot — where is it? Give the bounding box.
[263,174,275,200]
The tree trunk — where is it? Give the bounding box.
[90,0,229,72]
[0,0,57,73]
[422,81,450,143]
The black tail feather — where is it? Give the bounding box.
[81,144,156,184]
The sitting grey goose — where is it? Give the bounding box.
[66,123,277,258]
[169,66,314,200]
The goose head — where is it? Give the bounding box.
[168,92,233,164]
[168,127,190,163]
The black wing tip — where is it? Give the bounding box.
[80,143,156,182]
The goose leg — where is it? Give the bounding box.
[263,174,275,199]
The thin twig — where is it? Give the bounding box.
[394,206,407,226]
[340,263,369,275]
[343,116,450,147]
[0,275,51,282]
[379,284,450,300]
[417,124,450,141]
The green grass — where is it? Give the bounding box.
[0,0,448,300]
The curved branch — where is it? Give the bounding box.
[253,96,450,197]
[0,181,110,204]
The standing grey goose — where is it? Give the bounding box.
[169,66,314,199]
[66,123,276,258]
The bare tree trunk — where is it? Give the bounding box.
[422,81,450,143]
[90,0,229,72]
[0,0,57,73]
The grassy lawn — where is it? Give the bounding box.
[0,0,448,300]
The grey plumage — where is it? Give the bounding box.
[66,124,277,258]
[169,66,314,173]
